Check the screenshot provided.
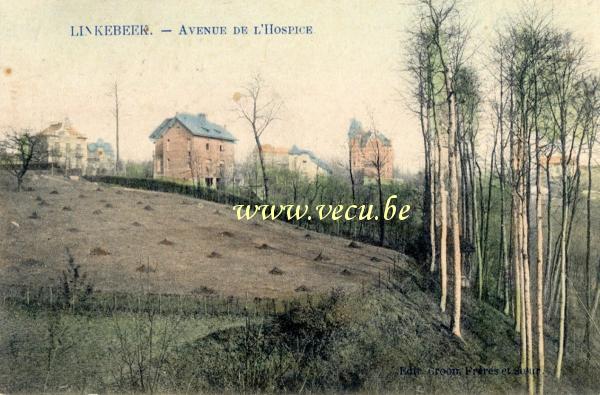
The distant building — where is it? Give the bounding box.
[288,145,331,180]
[39,118,88,175]
[87,138,115,175]
[150,112,236,187]
[254,144,289,167]
[348,118,393,183]
[250,143,331,181]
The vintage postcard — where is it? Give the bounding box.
[1,0,599,394]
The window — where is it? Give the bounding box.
[220,145,224,152]
[206,143,210,151]
[187,138,191,152]
[166,158,170,170]
[166,139,170,152]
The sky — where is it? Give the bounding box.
[0,0,598,172]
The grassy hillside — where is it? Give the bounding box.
[0,173,592,394]
[0,174,401,299]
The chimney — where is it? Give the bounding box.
[198,113,206,121]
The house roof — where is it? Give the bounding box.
[88,138,114,155]
[149,112,236,142]
[40,118,86,139]
[289,145,332,173]
[347,118,392,147]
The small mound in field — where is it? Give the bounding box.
[115,190,123,195]
[38,200,49,206]
[136,201,143,205]
[92,209,102,215]
[295,285,310,292]
[131,222,142,227]
[219,231,233,237]
[67,228,79,233]
[214,209,221,214]
[347,241,361,249]
[252,222,262,227]
[35,196,43,201]
[314,251,330,262]
[158,238,174,246]
[304,233,312,239]
[21,258,44,267]
[255,243,271,250]
[207,251,221,258]
[99,199,107,203]
[192,286,216,296]
[269,266,284,275]
[105,203,113,208]
[370,256,382,262]
[144,205,154,211]
[62,206,72,211]
[135,264,156,273]
[96,187,103,192]
[29,211,40,219]
[90,247,110,256]
[79,194,86,198]
[25,187,34,191]
[340,269,353,276]
[49,190,59,195]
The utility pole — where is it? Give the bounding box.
[114,82,120,174]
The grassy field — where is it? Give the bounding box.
[0,173,402,299]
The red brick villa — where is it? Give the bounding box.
[150,112,236,187]
[347,118,394,183]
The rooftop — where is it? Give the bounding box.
[289,145,332,173]
[39,118,86,139]
[88,138,114,155]
[149,112,236,142]
[347,118,392,147]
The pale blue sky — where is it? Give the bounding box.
[0,0,598,171]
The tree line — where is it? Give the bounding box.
[407,1,599,393]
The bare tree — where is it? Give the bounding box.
[188,146,204,187]
[0,129,47,191]
[366,125,392,246]
[422,0,466,338]
[234,74,282,201]
[582,76,599,368]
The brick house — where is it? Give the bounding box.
[150,113,236,187]
[347,118,394,183]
